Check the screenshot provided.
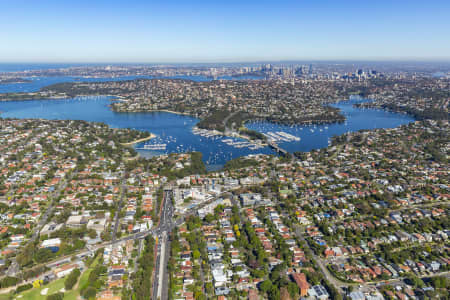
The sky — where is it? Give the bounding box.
[1,0,449,63]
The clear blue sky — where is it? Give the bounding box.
[1,0,449,63]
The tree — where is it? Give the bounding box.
[33,279,43,288]
[46,292,64,300]
[287,281,299,298]
[430,276,448,289]
[15,283,33,294]
[101,231,111,241]
[406,273,425,288]
[269,284,281,300]
[35,248,53,263]
[203,213,215,223]
[259,280,273,294]
[192,250,201,260]
[0,276,20,288]
[82,286,97,299]
[16,243,35,267]
[194,291,206,300]
[88,229,97,239]
[324,280,342,300]
[65,268,81,290]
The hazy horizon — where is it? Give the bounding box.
[1,59,450,65]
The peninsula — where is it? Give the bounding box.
[0,77,32,84]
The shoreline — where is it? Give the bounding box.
[121,133,156,146]
[151,109,192,116]
[112,107,193,116]
[0,93,120,103]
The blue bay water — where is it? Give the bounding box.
[0,97,275,170]
[0,74,263,93]
[246,98,415,153]
[0,96,414,170]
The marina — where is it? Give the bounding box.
[137,143,167,151]
[192,127,266,150]
[264,131,301,142]
[191,127,223,139]
[221,138,265,150]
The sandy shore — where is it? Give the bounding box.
[121,133,156,146]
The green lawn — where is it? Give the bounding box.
[14,277,65,300]
[13,256,100,300]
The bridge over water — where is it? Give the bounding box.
[268,141,290,157]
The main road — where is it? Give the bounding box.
[152,189,174,300]
[294,225,348,295]
[112,177,128,242]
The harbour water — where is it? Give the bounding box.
[0,74,263,94]
[0,96,415,170]
[246,98,415,153]
[0,97,275,170]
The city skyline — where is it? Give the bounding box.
[1,0,450,63]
